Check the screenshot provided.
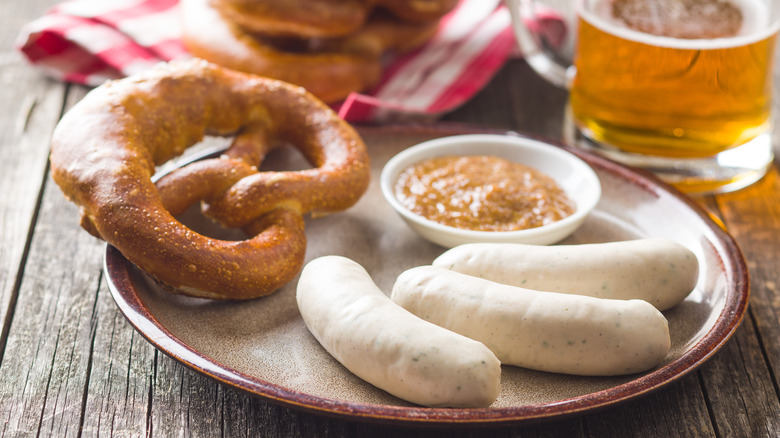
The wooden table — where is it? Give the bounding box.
[2,1,779,436]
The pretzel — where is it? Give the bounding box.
[212,0,460,38]
[179,0,445,102]
[49,59,371,300]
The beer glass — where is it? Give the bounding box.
[507,0,779,194]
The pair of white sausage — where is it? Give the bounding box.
[389,238,697,376]
[296,239,697,405]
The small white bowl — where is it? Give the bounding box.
[380,134,602,248]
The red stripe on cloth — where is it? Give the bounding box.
[337,94,381,123]
[18,30,72,61]
[338,92,440,123]
[16,14,89,60]
[15,13,125,85]
[15,9,165,83]
[29,41,123,86]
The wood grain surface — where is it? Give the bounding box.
[1,0,778,436]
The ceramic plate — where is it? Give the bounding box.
[105,125,748,425]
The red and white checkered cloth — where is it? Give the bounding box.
[16,0,522,122]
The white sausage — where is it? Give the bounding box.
[432,238,699,311]
[295,256,501,408]
[391,266,671,376]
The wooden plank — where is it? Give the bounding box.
[700,317,780,437]
[145,354,364,437]
[0,0,65,346]
[79,279,156,436]
[0,77,151,436]
[0,157,105,435]
[706,171,780,437]
[0,1,97,436]
[38,78,155,436]
[584,372,715,438]
[677,193,780,437]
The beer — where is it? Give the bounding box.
[570,0,777,158]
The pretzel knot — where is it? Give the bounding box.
[50,60,371,300]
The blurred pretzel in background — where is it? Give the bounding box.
[179,0,458,102]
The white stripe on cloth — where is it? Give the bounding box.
[116,5,182,46]
[64,22,132,53]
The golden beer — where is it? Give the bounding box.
[570,0,777,158]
